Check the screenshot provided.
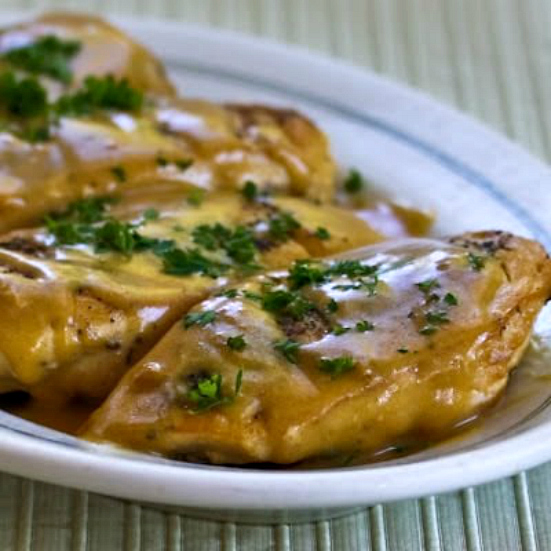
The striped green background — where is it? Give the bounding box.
[0,1,550,549]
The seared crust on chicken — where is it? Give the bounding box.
[82,232,551,465]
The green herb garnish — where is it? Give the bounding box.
[241,180,258,202]
[3,35,81,83]
[268,212,301,242]
[227,335,246,351]
[332,324,350,336]
[343,169,364,194]
[416,279,440,294]
[143,208,159,222]
[288,260,328,289]
[175,158,193,171]
[0,71,48,118]
[274,339,300,363]
[55,75,143,116]
[397,348,409,354]
[444,292,458,306]
[314,227,331,240]
[319,356,355,378]
[261,289,315,320]
[183,310,217,328]
[110,165,126,182]
[186,370,242,412]
[186,189,204,207]
[161,247,228,278]
[356,320,375,332]
[467,252,486,271]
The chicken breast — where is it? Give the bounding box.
[0,191,382,403]
[0,96,339,232]
[82,232,551,465]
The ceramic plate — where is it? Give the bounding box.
[1,12,551,523]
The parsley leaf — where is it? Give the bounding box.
[110,165,126,182]
[227,335,246,351]
[319,356,355,378]
[241,180,258,201]
[183,310,216,328]
[3,35,81,83]
[55,75,143,116]
[160,247,228,278]
[467,252,486,271]
[416,279,440,294]
[261,289,315,320]
[332,324,350,336]
[288,260,328,289]
[274,339,300,363]
[356,320,375,332]
[142,208,159,222]
[444,292,458,306]
[268,212,301,242]
[343,169,364,194]
[314,226,331,240]
[186,369,243,413]
[186,189,204,207]
[0,71,48,118]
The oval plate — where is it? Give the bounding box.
[1,12,551,523]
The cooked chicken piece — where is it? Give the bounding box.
[0,97,339,232]
[82,232,551,465]
[0,12,175,97]
[0,191,382,403]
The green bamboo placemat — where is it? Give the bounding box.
[0,1,550,549]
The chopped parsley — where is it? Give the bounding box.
[397,348,409,354]
[467,252,486,272]
[426,311,450,325]
[274,339,301,363]
[175,158,193,171]
[186,189,204,207]
[261,289,315,320]
[218,289,239,299]
[143,208,159,222]
[343,168,364,194]
[241,180,258,202]
[55,75,143,116]
[243,290,262,302]
[0,71,48,118]
[356,320,375,332]
[49,197,114,224]
[183,310,216,328]
[227,335,246,351]
[186,370,243,413]
[93,219,136,254]
[288,260,328,289]
[419,310,450,336]
[3,35,81,83]
[329,260,379,279]
[192,223,258,267]
[444,292,459,306]
[319,356,355,378]
[416,279,440,294]
[110,165,126,182]
[161,247,228,278]
[268,212,301,242]
[314,227,331,240]
[326,298,339,313]
[332,324,350,336]
[156,155,169,167]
